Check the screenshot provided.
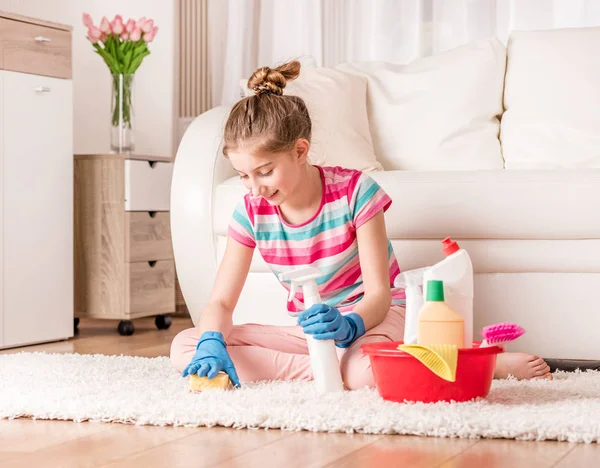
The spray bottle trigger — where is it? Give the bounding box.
[288,282,296,302]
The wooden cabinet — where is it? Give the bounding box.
[0,12,73,349]
[74,154,175,336]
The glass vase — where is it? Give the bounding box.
[111,73,135,153]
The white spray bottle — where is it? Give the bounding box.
[394,267,430,344]
[423,237,474,347]
[278,267,344,393]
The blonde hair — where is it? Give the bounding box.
[223,60,311,156]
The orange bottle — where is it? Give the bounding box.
[417,280,465,348]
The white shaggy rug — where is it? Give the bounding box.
[1,352,599,443]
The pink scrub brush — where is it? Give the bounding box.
[480,322,525,348]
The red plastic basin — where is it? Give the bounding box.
[361,341,503,403]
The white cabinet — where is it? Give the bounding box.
[0,12,73,348]
[2,71,73,347]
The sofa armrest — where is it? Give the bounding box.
[170,105,235,326]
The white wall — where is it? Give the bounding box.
[6,0,177,158]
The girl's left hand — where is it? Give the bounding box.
[297,304,365,347]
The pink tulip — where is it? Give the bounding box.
[130,27,142,42]
[141,19,153,34]
[138,16,148,30]
[120,31,129,41]
[143,31,154,43]
[99,16,110,34]
[82,12,94,28]
[87,26,102,43]
[144,25,159,43]
[110,18,124,35]
[126,19,136,33]
[100,32,108,42]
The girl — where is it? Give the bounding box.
[170,61,551,389]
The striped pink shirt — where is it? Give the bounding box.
[228,165,406,314]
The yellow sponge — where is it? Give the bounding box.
[188,372,232,392]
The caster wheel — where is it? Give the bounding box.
[155,314,172,330]
[118,320,135,336]
[74,317,80,335]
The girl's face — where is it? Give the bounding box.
[228,139,310,206]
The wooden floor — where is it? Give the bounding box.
[0,317,597,468]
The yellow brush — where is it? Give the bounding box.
[397,344,459,382]
[188,372,232,392]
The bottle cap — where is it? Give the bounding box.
[442,237,460,256]
[426,280,445,301]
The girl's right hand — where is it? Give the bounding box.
[181,331,241,388]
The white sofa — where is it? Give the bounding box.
[171,28,600,360]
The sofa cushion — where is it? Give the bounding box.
[214,169,600,241]
[369,169,600,240]
[501,27,600,169]
[336,38,506,171]
[240,67,383,172]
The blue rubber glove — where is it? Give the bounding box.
[181,331,241,387]
[297,304,366,348]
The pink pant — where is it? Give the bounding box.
[170,306,405,390]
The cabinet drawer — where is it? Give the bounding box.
[125,160,173,211]
[0,18,71,79]
[126,260,175,318]
[126,211,173,262]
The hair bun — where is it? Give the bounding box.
[252,78,283,96]
[247,61,301,97]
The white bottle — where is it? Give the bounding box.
[423,238,474,347]
[394,267,430,344]
[278,267,345,393]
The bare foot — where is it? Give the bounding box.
[494,352,553,380]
